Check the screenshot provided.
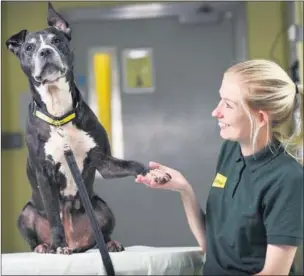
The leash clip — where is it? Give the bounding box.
[57,127,65,138]
[57,127,71,151]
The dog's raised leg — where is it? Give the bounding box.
[90,147,150,179]
[35,160,71,254]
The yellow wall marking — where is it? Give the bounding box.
[93,53,112,143]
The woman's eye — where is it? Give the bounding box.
[225,102,232,108]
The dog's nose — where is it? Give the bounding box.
[39,48,53,58]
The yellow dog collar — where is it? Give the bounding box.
[32,101,77,127]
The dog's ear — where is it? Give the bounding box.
[5,29,28,57]
[47,2,71,39]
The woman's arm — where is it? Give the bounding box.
[180,185,207,252]
[255,244,298,275]
[257,167,303,275]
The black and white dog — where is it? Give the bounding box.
[5,2,167,254]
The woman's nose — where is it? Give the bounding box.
[212,104,223,118]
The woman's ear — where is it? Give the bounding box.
[257,110,270,127]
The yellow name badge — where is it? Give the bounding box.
[212,173,227,188]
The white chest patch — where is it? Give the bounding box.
[36,78,97,197]
[45,123,97,197]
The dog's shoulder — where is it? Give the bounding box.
[75,100,108,135]
[73,100,111,153]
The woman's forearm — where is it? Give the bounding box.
[180,185,206,252]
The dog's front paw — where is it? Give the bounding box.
[106,240,125,252]
[55,246,73,255]
[34,243,52,254]
[133,162,150,176]
[149,169,172,184]
[50,241,73,254]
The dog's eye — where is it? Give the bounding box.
[25,44,33,52]
[53,38,61,44]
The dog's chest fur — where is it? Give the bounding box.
[45,124,96,196]
[36,79,96,197]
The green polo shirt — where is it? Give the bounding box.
[203,139,303,275]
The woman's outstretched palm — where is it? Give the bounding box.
[135,161,190,193]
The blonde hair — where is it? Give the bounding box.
[226,59,303,166]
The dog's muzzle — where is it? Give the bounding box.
[34,47,66,83]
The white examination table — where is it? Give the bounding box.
[1,246,204,275]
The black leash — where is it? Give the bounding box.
[58,128,115,276]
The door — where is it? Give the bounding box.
[69,4,245,247]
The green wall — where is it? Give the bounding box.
[1,1,289,253]
[247,1,289,68]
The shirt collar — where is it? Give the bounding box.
[235,139,283,172]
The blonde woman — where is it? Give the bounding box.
[136,59,303,275]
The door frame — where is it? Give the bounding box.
[61,2,247,159]
[61,2,247,62]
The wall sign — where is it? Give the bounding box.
[122,48,155,94]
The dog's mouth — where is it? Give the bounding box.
[34,63,67,84]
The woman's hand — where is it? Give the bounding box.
[135,161,191,193]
